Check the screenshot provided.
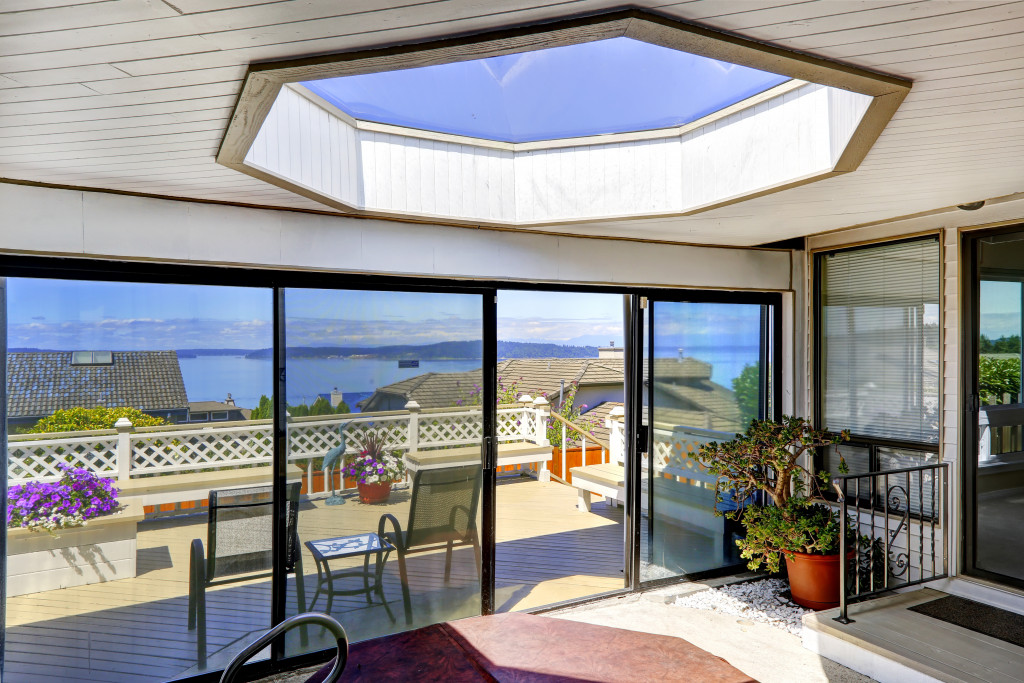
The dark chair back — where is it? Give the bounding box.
[207,481,300,580]
[405,464,481,549]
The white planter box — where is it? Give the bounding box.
[6,500,143,597]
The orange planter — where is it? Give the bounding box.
[784,550,855,610]
[357,481,393,504]
[300,469,342,495]
[547,446,608,484]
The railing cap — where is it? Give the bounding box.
[518,394,533,404]
[114,417,134,431]
[532,396,549,406]
[404,400,421,412]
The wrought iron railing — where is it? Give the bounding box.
[833,462,949,624]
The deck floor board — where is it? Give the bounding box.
[6,478,628,681]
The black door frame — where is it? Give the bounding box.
[961,224,1024,591]
[0,254,784,682]
[634,291,782,589]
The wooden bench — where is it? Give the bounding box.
[570,462,624,512]
[404,442,551,479]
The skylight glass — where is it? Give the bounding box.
[301,37,790,143]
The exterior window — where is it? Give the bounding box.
[71,350,113,365]
[818,237,940,445]
[211,411,229,421]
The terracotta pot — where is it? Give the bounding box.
[357,481,393,504]
[784,550,855,610]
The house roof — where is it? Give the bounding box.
[7,351,189,419]
[499,358,623,400]
[2,4,1023,245]
[188,400,251,419]
[359,357,624,411]
[358,369,484,411]
[575,401,622,445]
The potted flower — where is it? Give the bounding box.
[8,464,120,533]
[695,416,851,609]
[343,429,405,504]
[6,465,140,596]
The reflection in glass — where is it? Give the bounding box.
[494,290,626,611]
[642,301,766,580]
[4,277,273,680]
[975,233,1024,582]
[283,288,483,656]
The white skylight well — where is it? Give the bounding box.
[221,11,909,229]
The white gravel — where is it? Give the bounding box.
[674,578,811,635]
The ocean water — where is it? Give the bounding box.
[178,345,759,411]
[177,356,482,410]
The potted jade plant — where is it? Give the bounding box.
[343,429,405,504]
[695,416,851,609]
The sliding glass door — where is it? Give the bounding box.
[0,264,783,681]
[281,287,489,655]
[640,298,776,582]
[967,229,1024,589]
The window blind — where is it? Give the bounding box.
[820,238,940,444]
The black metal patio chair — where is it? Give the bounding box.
[378,463,482,625]
[188,482,305,667]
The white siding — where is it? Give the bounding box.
[244,86,360,206]
[249,82,864,225]
[357,131,515,222]
[680,84,832,211]
[828,86,874,166]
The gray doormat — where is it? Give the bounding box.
[908,595,1024,648]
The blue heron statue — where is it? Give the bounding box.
[322,422,349,505]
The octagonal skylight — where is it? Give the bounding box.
[300,38,790,143]
[220,11,909,229]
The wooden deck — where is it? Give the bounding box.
[4,477,625,682]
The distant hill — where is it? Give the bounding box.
[497,341,597,359]
[175,349,256,358]
[244,340,598,360]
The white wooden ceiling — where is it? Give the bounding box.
[2,0,1023,246]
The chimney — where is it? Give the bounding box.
[225,393,235,406]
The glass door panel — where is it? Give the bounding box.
[493,290,627,612]
[4,277,274,681]
[642,300,768,580]
[282,288,484,655]
[972,232,1024,584]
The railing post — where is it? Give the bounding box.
[404,400,420,453]
[114,417,134,481]
[607,406,625,465]
[518,394,534,442]
[834,476,852,624]
[532,396,550,482]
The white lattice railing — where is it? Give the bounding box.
[7,401,551,486]
[605,417,732,481]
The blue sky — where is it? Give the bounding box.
[8,280,765,351]
[302,37,788,142]
[980,280,1022,339]
[7,279,625,349]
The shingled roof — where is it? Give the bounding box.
[498,358,623,399]
[358,355,744,434]
[7,351,189,419]
[359,358,625,412]
[358,369,484,411]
